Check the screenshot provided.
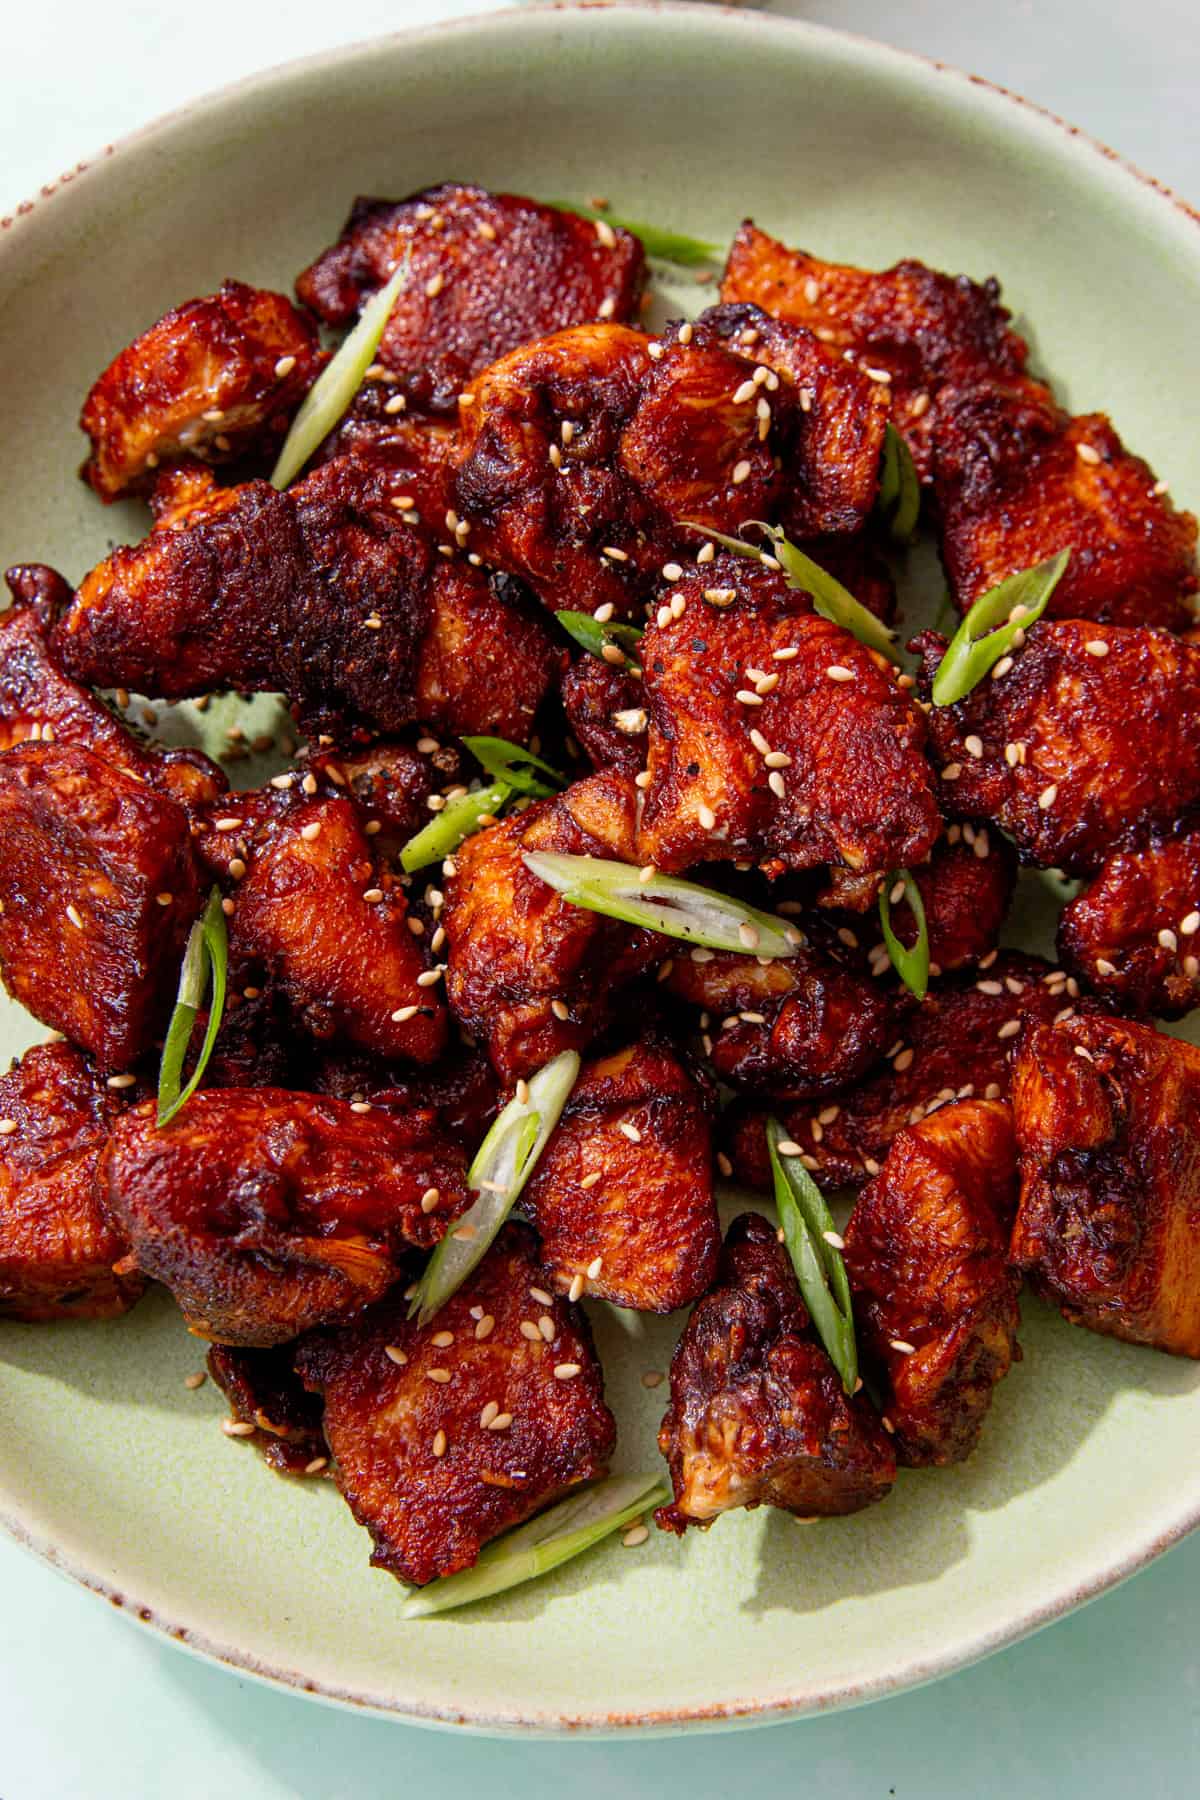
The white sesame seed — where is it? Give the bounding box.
[890,1340,916,1355]
[391,1004,419,1023]
[1182,912,1200,936]
[530,1287,553,1306]
[416,968,443,988]
[519,1320,542,1342]
[595,218,617,250]
[863,1157,882,1176]
[977,980,1004,995]
[735,689,764,707]
[424,272,444,298]
[385,1346,407,1368]
[731,459,752,485]
[941,763,963,782]
[183,1371,206,1390]
[65,904,84,930]
[697,803,717,830]
[691,947,714,963]
[678,322,694,345]
[1095,959,1117,976]
[662,562,683,582]
[732,379,757,405]
[622,1525,650,1549]
[997,1019,1021,1040]
[1084,639,1110,658]
[738,921,760,949]
[600,643,627,667]
[550,998,570,1021]
[826,665,854,683]
[893,1048,915,1071]
[772,646,799,663]
[554,1363,582,1380]
[776,1139,803,1157]
[568,1274,586,1303]
[1158,928,1179,952]
[580,1170,602,1190]
[537,1314,556,1341]
[964,735,984,759]
[992,656,1015,680]
[768,771,787,799]
[1038,784,1059,810]
[647,341,665,361]
[1074,1045,1095,1063]
[426,1368,452,1384]
[619,1122,643,1143]
[696,542,715,565]
[1076,442,1101,465]
[432,1429,448,1459]
[1186,956,1200,979]
[1,1117,20,1136]
[222,1419,256,1438]
[597,296,616,319]
[754,672,780,695]
[703,587,737,607]
[822,1230,845,1250]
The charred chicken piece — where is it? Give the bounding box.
[1011,1014,1200,1357]
[842,1099,1021,1465]
[80,280,325,500]
[639,559,939,881]
[203,988,299,1092]
[305,739,450,847]
[307,1045,501,1150]
[915,620,1200,875]
[413,561,565,745]
[313,391,459,510]
[206,1343,328,1475]
[1057,827,1200,1018]
[656,1212,895,1532]
[442,771,664,1083]
[297,183,645,415]
[0,743,204,1071]
[520,1036,720,1313]
[0,1041,144,1321]
[101,1089,468,1345]
[294,1223,616,1586]
[560,656,648,776]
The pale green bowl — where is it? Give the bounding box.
[1,0,1199,1736]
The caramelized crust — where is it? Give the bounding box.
[559,656,647,776]
[0,1041,144,1321]
[306,739,443,845]
[101,1089,469,1345]
[520,1037,720,1312]
[656,1213,895,1532]
[413,562,565,745]
[307,1046,500,1151]
[296,184,646,414]
[294,1223,616,1585]
[314,394,459,510]
[1058,829,1200,1018]
[206,1343,328,1475]
[842,1100,1021,1465]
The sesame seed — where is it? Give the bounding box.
[222,1419,256,1438]
[568,1274,585,1303]
[613,707,648,735]
[731,459,752,485]
[735,689,764,708]
[550,998,570,1021]
[586,1257,604,1281]
[530,1286,553,1306]
[1038,784,1058,810]
[635,770,652,789]
[662,562,683,581]
[941,764,963,782]
[739,1011,767,1025]
[703,587,737,606]
[424,272,444,298]
[670,592,686,619]
[519,1321,542,1342]
[647,341,665,361]
[1182,912,1200,936]
[1095,958,1117,976]
[997,1019,1021,1040]
[184,1371,206,1390]
[1085,639,1110,658]
[430,1330,454,1350]
[479,1401,500,1428]
[678,322,694,345]
[1076,442,1101,465]
[619,1121,643,1143]
[426,1369,452,1384]
[890,1340,916,1355]
[385,1345,408,1365]
[391,1004,419,1023]
[992,656,1015,680]
[772,646,799,662]
[1074,1045,1095,1063]
[757,398,772,439]
[537,1314,556,1341]
[768,771,787,799]
[1186,956,1200,979]
[754,672,780,695]
[696,542,715,565]
[822,1230,845,1250]
[420,1186,441,1215]
[964,735,984,759]
[106,1073,137,1090]
[488,1412,513,1431]
[416,968,444,988]
[733,378,757,405]
[432,1430,448,1458]
[597,296,616,319]
[864,1157,881,1176]
[863,366,892,385]
[893,1048,914,1072]
[691,947,713,963]
[977,979,1004,995]
[554,1363,582,1380]
[697,803,717,831]
[776,1139,803,1157]
[595,218,617,249]
[65,904,83,930]
[1159,928,1179,952]
[622,1525,650,1549]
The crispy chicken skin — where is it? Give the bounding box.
[915,620,1200,875]
[559,656,648,776]
[0,743,204,1071]
[307,1046,500,1150]
[639,559,940,881]
[663,944,892,1101]
[0,1041,144,1321]
[101,1089,469,1345]
[842,1100,1021,1466]
[306,739,445,845]
[314,390,459,510]
[206,1343,328,1475]
[296,184,646,415]
[1011,1015,1200,1357]
[413,561,565,746]
[1057,828,1200,1018]
[725,952,1090,1192]
[443,771,663,1083]
[520,1036,720,1312]
[79,280,325,501]
[294,1223,616,1586]
[656,1213,895,1532]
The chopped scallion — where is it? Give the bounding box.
[461,735,565,798]
[930,550,1070,706]
[878,868,930,1000]
[521,852,801,958]
[399,783,513,874]
[876,423,921,543]
[155,887,228,1127]
[767,1117,858,1396]
[547,201,720,267]
[556,610,643,673]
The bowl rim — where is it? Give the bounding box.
[1,0,1198,1736]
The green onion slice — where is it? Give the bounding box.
[547,201,720,268]
[270,257,409,490]
[876,423,921,544]
[461,735,565,798]
[522,852,801,958]
[556,610,644,673]
[156,887,228,1128]
[409,1049,581,1325]
[930,550,1070,706]
[878,868,930,1000]
[400,782,513,874]
[400,1473,669,1618]
[767,1116,858,1396]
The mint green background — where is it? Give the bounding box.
[2,1,1198,1792]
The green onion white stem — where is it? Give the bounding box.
[767,1117,858,1396]
[522,852,801,958]
[931,550,1070,706]
[878,868,930,1000]
[156,888,228,1128]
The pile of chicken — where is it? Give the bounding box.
[3,184,1200,1589]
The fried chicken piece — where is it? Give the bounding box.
[559,656,647,775]
[0,743,204,1071]
[413,561,565,745]
[294,1222,616,1585]
[639,558,939,880]
[1057,828,1200,1019]
[725,952,1091,1191]
[199,793,447,1064]
[0,1041,144,1321]
[915,620,1200,875]
[101,1089,468,1345]
[204,988,299,1092]
[443,770,663,1083]
[663,943,892,1101]
[314,391,459,512]
[80,280,325,500]
[306,1045,500,1150]
[206,1343,328,1475]
[842,1100,1021,1465]
[520,1036,720,1312]
[297,184,645,416]
[1011,1014,1200,1357]
[305,739,444,846]
[655,1213,895,1532]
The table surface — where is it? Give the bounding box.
[3,2,1199,1794]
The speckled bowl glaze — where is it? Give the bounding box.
[1,0,1199,1737]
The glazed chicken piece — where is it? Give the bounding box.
[638,557,940,883]
[198,792,447,1065]
[294,1223,616,1585]
[842,1099,1021,1466]
[1011,1014,1200,1357]
[656,1213,895,1533]
[307,1045,500,1150]
[520,1036,720,1312]
[915,620,1200,875]
[1057,827,1200,1018]
[206,1343,328,1476]
[203,988,299,1092]
[313,390,459,512]
[724,952,1092,1192]
[80,279,325,500]
[662,943,892,1101]
[0,1041,145,1321]
[0,743,204,1071]
[305,738,454,848]
[101,1089,469,1345]
[297,183,646,415]
[559,655,647,776]
[412,560,565,745]
[442,770,665,1083]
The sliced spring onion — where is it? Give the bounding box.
[270,256,410,490]
[522,852,801,959]
[409,1049,581,1325]
[767,1116,858,1396]
[401,1473,669,1618]
[876,423,921,544]
[931,550,1070,706]
[546,200,720,267]
[461,735,565,798]
[155,887,228,1128]
[399,782,513,874]
[556,610,644,673]
[878,868,930,1000]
